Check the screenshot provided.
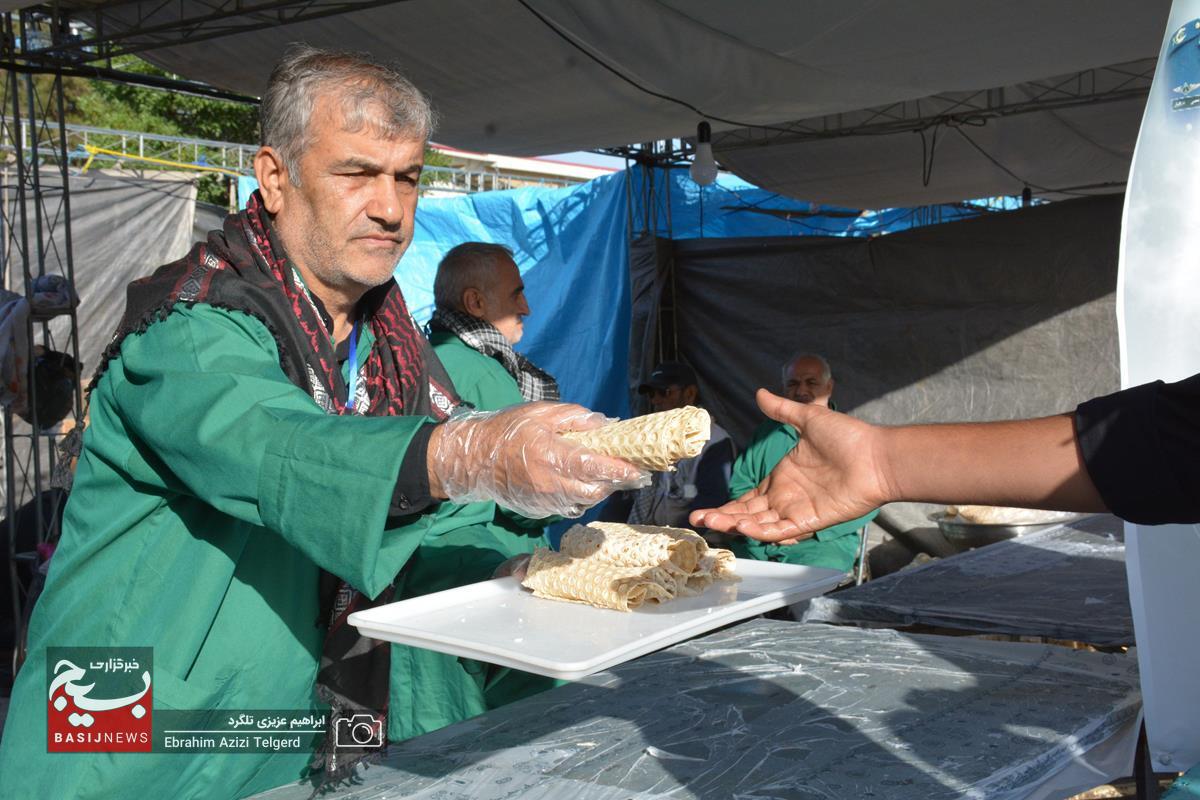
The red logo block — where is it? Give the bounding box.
[47,648,153,752]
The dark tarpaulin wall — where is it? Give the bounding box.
[626,234,671,406]
[641,194,1124,539]
[664,194,1123,449]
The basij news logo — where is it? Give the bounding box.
[47,647,153,752]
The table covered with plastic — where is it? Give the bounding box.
[802,514,1132,647]
[252,620,1141,800]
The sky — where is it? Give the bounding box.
[539,150,627,169]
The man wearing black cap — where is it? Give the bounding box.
[602,361,734,528]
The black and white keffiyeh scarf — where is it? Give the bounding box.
[428,307,560,402]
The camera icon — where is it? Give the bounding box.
[334,713,384,749]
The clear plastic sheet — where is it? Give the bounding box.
[802,515,1132,646]
[252,621,1141,800]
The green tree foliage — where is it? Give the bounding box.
[2,56,257,206]
[75,57,257,206]
[421,146,454,188]
[73,56,259,144]
[4,57,451,207]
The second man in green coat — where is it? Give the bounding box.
[727,353,878,571]
[390,242,565,738]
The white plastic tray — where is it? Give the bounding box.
[349,559,843,680]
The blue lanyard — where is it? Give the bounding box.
[346,322,360,411]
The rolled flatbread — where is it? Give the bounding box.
[695,549,739,582]
[652,526,738,582]
[522,522,740,611]
[653,525,709,553]
[560,522,701,574]
[561,406,710,471]
[521,548,674,612]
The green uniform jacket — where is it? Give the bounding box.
[429,331,557,548]
[389,331,555,741]
[727,420,878,571]
[0,305,474,799]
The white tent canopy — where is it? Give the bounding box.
[711,59,1154,207]
[48,0,1170,208]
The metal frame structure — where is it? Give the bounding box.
[0,117,259,172]
[0,116,592,195]
[2,6,84,671]
[621,147,678,369]
[14,0,409,63]
[713,59,1155,151]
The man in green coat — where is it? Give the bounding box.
[727,354,877,571]
[0,47,643,800]
[389,242,561,740]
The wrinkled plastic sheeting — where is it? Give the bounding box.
[803,515,1133,646]
[250,621,1141,800]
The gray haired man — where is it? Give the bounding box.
[0,46,642,799]
[782,353,834,407]
[428,242,559,404]
[724,352,878,572]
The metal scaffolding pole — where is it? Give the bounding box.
[1,7,82,672]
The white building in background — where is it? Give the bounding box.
[422,144,618,196]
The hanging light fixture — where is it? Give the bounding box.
[689,121,719,186]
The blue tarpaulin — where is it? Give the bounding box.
[235,167,1014,420]
[1164,764,1200,800]
[405,175,632,417]
[628,166,1014,240]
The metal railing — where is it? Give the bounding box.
[0,118,594,193]
[0,118,257,173]
[420,165,587,194]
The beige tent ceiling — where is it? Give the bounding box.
[17,0,1176,206]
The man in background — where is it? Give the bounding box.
[393,242,561,735]
[603,361,734,531]
[428,242,557,405]
[727,353,877,572]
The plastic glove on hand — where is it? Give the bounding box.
[429,402,650,519]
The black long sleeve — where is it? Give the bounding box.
[1075,373,1200,525]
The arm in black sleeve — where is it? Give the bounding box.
[1074,373,1200,525]
[389,421,438,519]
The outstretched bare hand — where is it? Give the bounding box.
[690,389,895,541]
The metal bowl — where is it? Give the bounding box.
[930,511,1083,549]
